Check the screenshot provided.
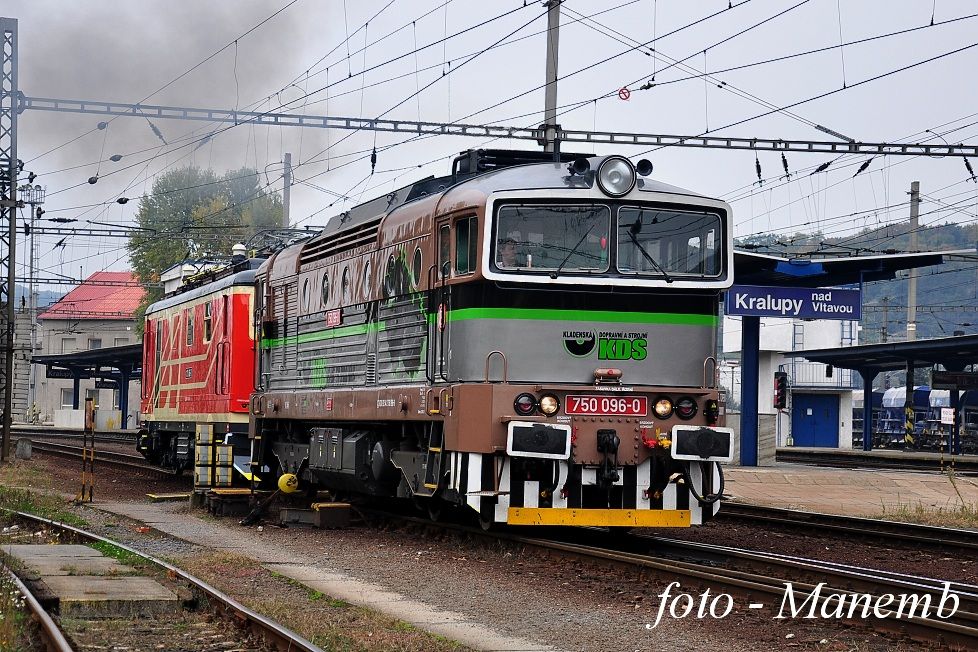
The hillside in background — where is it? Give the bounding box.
[737,220,978,342]
[14,285,64,308]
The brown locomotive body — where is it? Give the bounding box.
[251,150,735,527]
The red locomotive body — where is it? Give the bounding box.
[137,267,257,473]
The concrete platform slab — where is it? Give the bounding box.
[40,575,180,617]
[3,544,179,618]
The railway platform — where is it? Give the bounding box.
[725,460,978,517]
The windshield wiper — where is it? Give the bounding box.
[550,223,596,279]
[628,218,673,283]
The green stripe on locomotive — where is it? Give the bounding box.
[261,306,716,389]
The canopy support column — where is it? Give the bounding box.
[740,316,760,466]
[860,368,878,451]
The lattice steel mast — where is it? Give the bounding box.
[1,17,18,462]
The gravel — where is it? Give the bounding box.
[4,454,950,651]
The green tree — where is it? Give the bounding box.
[127,166,284,331]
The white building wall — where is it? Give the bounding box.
[35,317,141,428]
[723,314,859,450]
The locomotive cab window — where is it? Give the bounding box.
[454,216,477,275]
[617,208,722,278]
[494,204,610,272]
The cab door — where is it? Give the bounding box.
[427,219,452,382]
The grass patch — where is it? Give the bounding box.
[87,541,145,567]
[879,500,978,528]
[0,486,88,528]
[0,562,35,651]
[878,469,978,528]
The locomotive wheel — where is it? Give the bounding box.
[426,499,443,522]
[478,512,495,531]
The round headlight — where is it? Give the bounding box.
[675,396,698,420]
[654,396,673,418]
[539,394,560,416]
[514,393,537,416]
[596,156,636,197]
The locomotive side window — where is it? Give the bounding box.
[203,302,213,342]
[494,204,610,272]
[342,266,351,303]
[617,208,722,278]
[301,278,310,312]
[412,247,422,286]
[438,224,451,277]
[321,274,329,306]
[186,310,195,347]
[454,216,477,275]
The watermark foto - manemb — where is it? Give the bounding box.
[645,581,960,629]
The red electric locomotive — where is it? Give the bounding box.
[137,261,259,474]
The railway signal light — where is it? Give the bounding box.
[774,371,789,410]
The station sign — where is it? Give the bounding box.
[725,285,861,320]
[45,367,92,379]
[932,370,978,390]
[95,379,117,389]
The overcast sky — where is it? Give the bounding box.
[5,0,978,289]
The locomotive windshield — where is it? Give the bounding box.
[617,208,722,278]
[494,204,610,272]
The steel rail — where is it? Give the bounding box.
[12,425,137,443]
[18,439,178,477]
[374,510,978,650]
[719,503,978,554]
[4,510,324,652]
[2,564,74,652]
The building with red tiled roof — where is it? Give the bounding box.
[36,272,145,427]
[39,271,144,320]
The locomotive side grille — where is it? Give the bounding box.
[378,295,427,383]
[300,217,382,268]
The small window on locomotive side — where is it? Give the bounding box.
[438,224,451,277]
[301,278,310,312]
[363,259,372,293]
[342,266,351,303]
[155,320,162,356]
[186,309,195,348]
[412,247,422,286]
[455,216,477,275]
[321,273,330,306]
[172,316,179,352]
[203,302,213,342]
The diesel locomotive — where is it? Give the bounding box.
[248,149,736,528]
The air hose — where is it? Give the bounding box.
[682,461,725,505]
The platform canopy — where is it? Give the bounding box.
[32,344,142,416]
[786,334,978,372]
[734,249,976,288]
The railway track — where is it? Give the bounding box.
[12,425,137,443]
[371,509,978,650]
[15,438,180,478]
[718,502,978,555]
[1,510,323,652]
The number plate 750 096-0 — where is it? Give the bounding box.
[565,395,648,416]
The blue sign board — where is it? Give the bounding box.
[725,284,861,320]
